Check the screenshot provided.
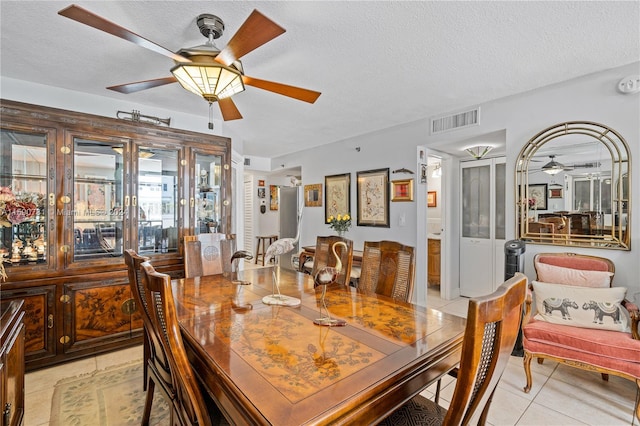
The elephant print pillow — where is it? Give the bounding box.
[532,281,630,332]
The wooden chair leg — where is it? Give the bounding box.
[478,387,497,425]
[142,373,155,426]
[523,351,533,393]
[143,329,150,391]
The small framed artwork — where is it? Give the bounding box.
[258,179,265,187]
[356,168,390,227]
[427,191,437,208]
[391,179,414,202]
[257,187,266,198]
[270,185,279,211]
[325,173,351,222]
[304,183,322,207]
[528,183,548,210]
[549,187,563,199]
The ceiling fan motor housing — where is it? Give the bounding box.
[197,14,225,39]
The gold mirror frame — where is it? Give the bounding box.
[516,121,631,250]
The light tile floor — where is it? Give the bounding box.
[24,282,638,425]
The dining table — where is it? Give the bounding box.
[173,266,466,425]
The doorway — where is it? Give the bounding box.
[427,154,445,300]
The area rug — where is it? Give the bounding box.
[50,359,170,425]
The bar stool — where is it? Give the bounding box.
[255,235,278,265]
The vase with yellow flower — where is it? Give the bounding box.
[327,213,352,237]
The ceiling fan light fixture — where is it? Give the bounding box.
[171,62,245,102]
[541,155,564,175]
[465,145,493,160]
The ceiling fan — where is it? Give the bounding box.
[533,155,601,175]
[58,4,321,123]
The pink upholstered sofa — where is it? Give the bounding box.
[522,252,639,421]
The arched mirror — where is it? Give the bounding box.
[516,121,631,250]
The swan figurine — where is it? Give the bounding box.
[313,241,347,326]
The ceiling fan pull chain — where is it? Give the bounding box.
[208,102,214,130]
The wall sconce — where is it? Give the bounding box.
[432,164,442,178]
[465,145,493,160]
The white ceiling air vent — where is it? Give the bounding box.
[244,158,251,166]
[430,107,480,135]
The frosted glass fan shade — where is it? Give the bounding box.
[171,62,245,102]
[542,158,565,175]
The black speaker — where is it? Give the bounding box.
[504,239,526,280]
[504,239,526,356]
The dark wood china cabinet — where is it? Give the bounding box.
[0,100,231,370]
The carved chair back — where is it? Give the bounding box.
[184,233,236,278]
[358,240,415,302]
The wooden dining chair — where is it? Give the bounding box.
[528,221,555,243]
[184,234,236,278]
[358,240,415,302]
[141,261,218,426]
[309,236,354,286]
[124,250,175,422]
[380,273,528,426]
[183,236,202,278]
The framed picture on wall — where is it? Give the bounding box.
[270,185,279,210]
[325,173,350,222]
[356,168,390,227]
[304,183,322,207]
[549,187,563,199]
[257,187,266,198]
[528,183,548,210]
[427,191,437,207]
[391,179,414,202]
[258,179,265,187]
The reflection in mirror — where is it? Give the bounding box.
[137,147,179,255]
[516,122,631,250]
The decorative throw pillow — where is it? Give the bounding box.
[532,281,629,332]
[535,262,613,288]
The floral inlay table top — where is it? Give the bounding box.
[174,267,466,425]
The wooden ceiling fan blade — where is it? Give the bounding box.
[58,4,190,63]
[107,77,178,94]
[218,98,243,121]
[243,76,321,104]
[215,10,285,66]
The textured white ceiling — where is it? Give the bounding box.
[1,1,638,159]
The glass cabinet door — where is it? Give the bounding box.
[70,138,126,264]
[135,147,180,255]
[0,129,53,271]
[193,152,223,235]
